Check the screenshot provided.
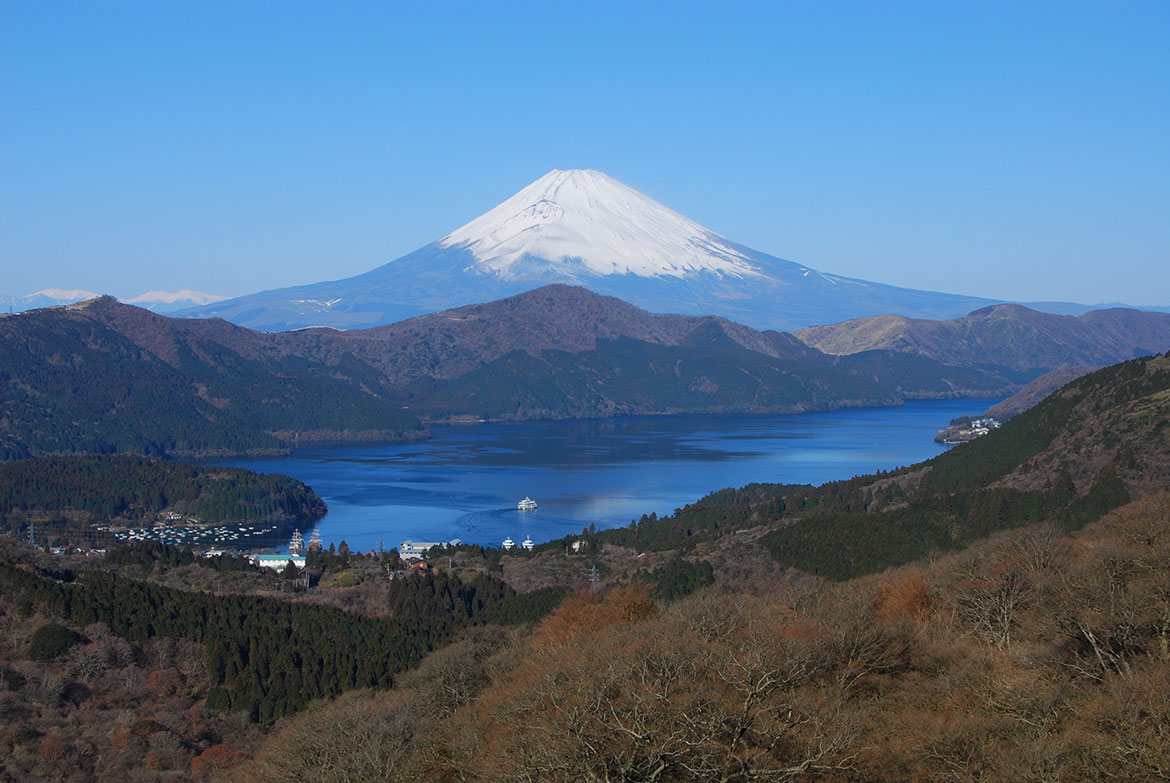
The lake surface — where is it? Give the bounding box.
[214,398,997,552]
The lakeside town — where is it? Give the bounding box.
[934,415,1002,444]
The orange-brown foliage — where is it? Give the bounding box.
[529,583,657,650]
[878,569,934,623]
[236,494,1170,783]
[38,730,66,761]
[191,743,247,779]
[147,667,181,697]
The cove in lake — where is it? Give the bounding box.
[217,398,998,552]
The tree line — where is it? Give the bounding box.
[0,549,564,724]
[0,454,326,534]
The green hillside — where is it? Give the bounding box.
[570,353,1169,581]
[412,338,1006,421]
[0,454,326,532]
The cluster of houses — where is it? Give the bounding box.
[35,523,598,574]
[935,416,1003,445]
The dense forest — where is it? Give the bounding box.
[0,548,561,726]
[0,455,326,542]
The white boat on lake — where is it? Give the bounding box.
[517,496,538,511]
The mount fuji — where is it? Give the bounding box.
[182,169,1000,332]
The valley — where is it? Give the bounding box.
[2,353,1168,782]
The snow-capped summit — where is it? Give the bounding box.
[180,169,1002,332]
[440,169,762,281]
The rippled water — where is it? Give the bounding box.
[216,398,996,551]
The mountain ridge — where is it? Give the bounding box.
[795,303,1170,371]
[1,287,1015,459]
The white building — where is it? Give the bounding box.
[399,539,462,557]
[249,553,306,570]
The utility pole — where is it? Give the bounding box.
[589,564,599,590]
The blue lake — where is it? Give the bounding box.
[217,398,996,552]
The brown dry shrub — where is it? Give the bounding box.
[146,668,181,698]
[38,730,67,761]
[878,569,935,623]
[528,583,657,651]
[190,743,247,780]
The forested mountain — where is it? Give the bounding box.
[2,288,1019,459]
[795,303,1170,371]
[0,559,554,726]
[578,352,1170,581]
[0,454,325,536]
[983,365,1097,419]
[0,298,424,459]
[236,492,1170,783]
[222,352,1170,783]
[274,283,824,384]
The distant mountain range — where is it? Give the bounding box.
[0,298,423,460]
[795,304,1170,371]
[268,284,1011,421]
[120,289,227,311]
[1,287,1019,460]
[6,286,1170,460]
[1,289,225,314]
[174,169,1015,332]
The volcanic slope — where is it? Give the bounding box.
[182,169,998,332]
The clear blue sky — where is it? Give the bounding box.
[2,1,1167,305]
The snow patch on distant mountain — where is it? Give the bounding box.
[123,289,226,307]
[1,288,227,315]
[439,169,764,281]
[31,288,100,300]
[1,289,100,312]
[291,298,343,308]
[122,290,226,312]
